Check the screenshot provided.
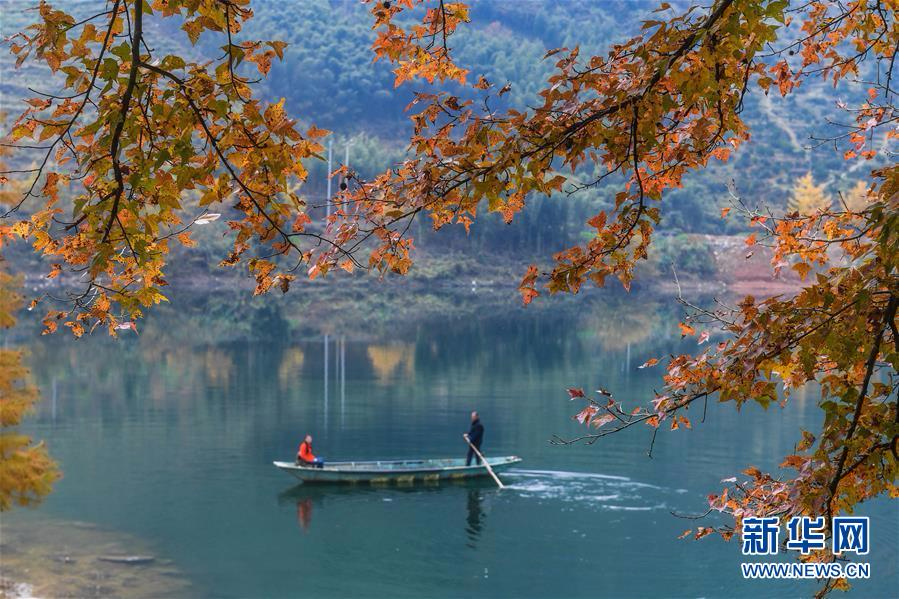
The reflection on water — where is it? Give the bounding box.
[296,497,313,532]
[466,489,484,548]
[278,485,325,533]
[4,289,897,598]
[276,478,497,546]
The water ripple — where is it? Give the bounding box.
[503,468,671,511]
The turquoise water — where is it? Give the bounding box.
[6,290,897,597]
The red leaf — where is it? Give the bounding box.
[114,321,138,334]
[592,414,616,428]
[575,405,598,425]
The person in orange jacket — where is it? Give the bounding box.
[296,434,324,468]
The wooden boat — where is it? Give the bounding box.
[273,456,522,485]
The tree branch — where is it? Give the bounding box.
[102,0,143,243]
[825,294,898,521]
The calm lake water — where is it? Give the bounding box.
[5,288,897,598]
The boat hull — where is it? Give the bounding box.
[273,456,521,484]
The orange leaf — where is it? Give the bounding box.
[792,261,811,281]
[306,125,329,139]
[177,232,196,247]
[587,211,607,230]
[520,287,539,305]
[292,212,312,233]
[678,322,695,337]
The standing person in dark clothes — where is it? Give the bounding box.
[463,411,485,466]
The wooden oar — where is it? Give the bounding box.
[463,434,504,489]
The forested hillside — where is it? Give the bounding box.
[245,0,876,227]
[0,0,884,274]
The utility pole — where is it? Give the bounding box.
[326,139,333,220]
[340,336,346,424]
[323,333,329,428]
[344,143,350,187]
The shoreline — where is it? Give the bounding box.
[10,233,803,300]
[0,515,191,599]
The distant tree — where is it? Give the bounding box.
[1,1,895,592]
[0,267,59,511]
[0,129,58,511]
[788,172,831,215]
[842,179,871,213]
